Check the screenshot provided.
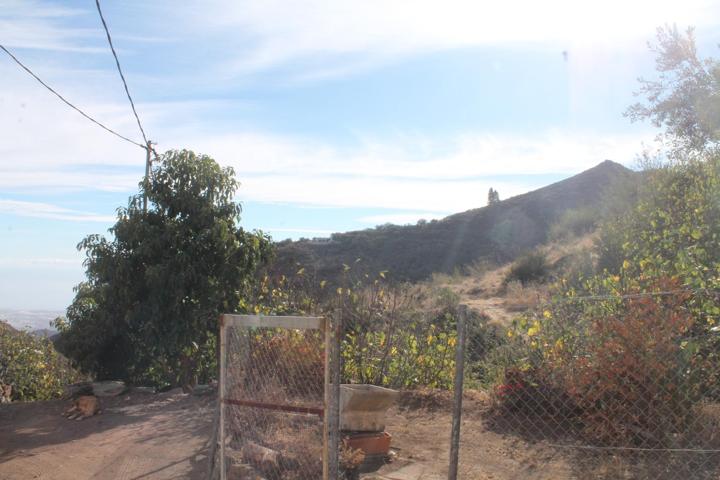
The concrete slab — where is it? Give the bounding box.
[372,463,444,480]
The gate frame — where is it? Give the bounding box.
[218,313,339,480]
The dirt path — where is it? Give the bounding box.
[0,391,214,480]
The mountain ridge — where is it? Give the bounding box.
[272,160,635,282]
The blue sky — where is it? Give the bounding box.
[1,0,719,310]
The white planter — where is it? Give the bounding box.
[339,384,399,432]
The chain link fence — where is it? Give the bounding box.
[216,314,333,480]
[209,286,720,479]
[456,290,720,479]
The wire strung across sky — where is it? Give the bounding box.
[0,44,146,150]
[94,0,150,148]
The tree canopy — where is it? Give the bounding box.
[55,150,272,386]
[626,25,720,158]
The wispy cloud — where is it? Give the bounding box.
[188,130,651,180]
[0,0,102,53]
[186,0,718,79]
[0,257,80,267]
[174,129,650,211]
[0,200,115,222]
[1,90,652,210]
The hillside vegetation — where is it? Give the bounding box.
[0,321,83,401]
[273,160,635,283]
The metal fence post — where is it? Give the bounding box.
[448,305,468,480]
[219,315,227,480]
[324,317,331,480]
[328,307,342,479]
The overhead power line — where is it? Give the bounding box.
[94,0,149,147]
[0,44,146,149]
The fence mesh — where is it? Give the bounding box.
[461,291,720,479]
[335,283,458,478]
[219,316,327,480]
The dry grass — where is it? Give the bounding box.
[502,281,549,312]
[228,407,324,480]
[421,232,598,327]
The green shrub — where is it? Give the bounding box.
[0,322,84,401]
[342,322,457,389]
[504,251,549,285]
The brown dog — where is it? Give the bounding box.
[63,395,100,420]
[0,383,11,403]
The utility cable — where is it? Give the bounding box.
[0,44,145,149]
[94,0,150,147]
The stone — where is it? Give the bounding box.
[91,381,126,397]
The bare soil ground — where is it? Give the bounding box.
[374,390,574,480]
[0,390,214,480]
[2,387,701,480]
[0,388,576,480]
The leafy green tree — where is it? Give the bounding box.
[56,150,272,387]
[626,25,720,158]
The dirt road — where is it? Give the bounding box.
[0,388,628,480]
[0,391,214,480]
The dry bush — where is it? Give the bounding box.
[489,279,711,451]
[562,291,696,446]
[242,329,325,399]
[504,251,549,285]
[228,407,324,480]
[502,281,546,312]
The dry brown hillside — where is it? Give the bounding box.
[425,232,598,326]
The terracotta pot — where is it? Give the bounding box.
[344,431,392,456]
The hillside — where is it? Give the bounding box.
[273,160,634,282]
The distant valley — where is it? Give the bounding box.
[0,309,61,334]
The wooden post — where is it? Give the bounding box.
[142,140,151,213]
[328,308,342,479]
[448,305,468,480]
[219,316,227,480]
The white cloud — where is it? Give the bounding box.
[234,174,538,212]
[0,0,101,53]
[0,200,115,222]
[0,0,659,216]
[186,0,718,78]
[0,257,80,267]
[0,55,651,213]
[170,129,649,212]
[183,130,652,179]
[1,82,651,211]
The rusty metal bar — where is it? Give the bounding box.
[448,305,468,480]
[221,398,324,417]
[221,314,324,330]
